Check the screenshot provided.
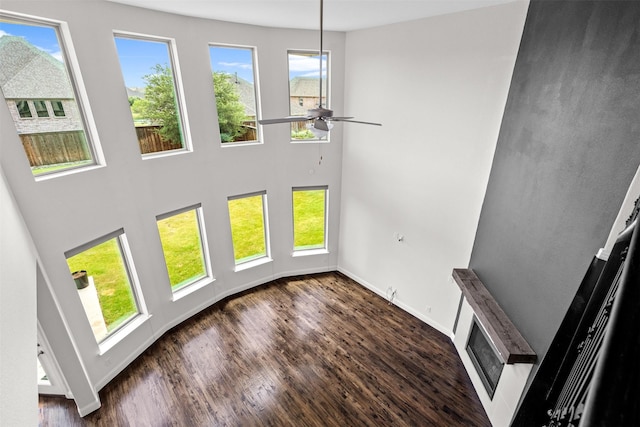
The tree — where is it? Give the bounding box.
[138,64,183,145]
[213,72,247,142]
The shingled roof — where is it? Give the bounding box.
[289,76,326,98]
[0,36,74,99]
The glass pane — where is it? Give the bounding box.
[228,195,267,264]
[209,45,258,143]
[0,19,95,176]
[114,36,185,155]
[67,237,139,343]
[16,100,32,118]
[288,51,328,141]
[34,100,49,117]
[293,189,326,250]
[157,209,207,291]
[51,100,65,116]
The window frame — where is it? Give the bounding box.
[292,185,329,255]
[33,100,49,117]
[65,229,146,347]
[15,100,32,118]
[113,30,193,158]
[227,190,272,270]
[0,12,104,180]
[156,203,212,294]
[51,100,65,117]
[287,49,330,143]
[209,43,262,146]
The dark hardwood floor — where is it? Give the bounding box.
[39,272,490,426]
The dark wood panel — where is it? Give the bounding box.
[453,268,536,364]
[39,272,490,426]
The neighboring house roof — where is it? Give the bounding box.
[289,76,326,98]
[0,36,74,99]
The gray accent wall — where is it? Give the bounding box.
[469,0,640,363]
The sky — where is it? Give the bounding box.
[0,20,63,62]
[114,37,173,88]
[0,19,328,90]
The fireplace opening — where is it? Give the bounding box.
[466,317,504,399]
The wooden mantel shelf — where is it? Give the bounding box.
[452,268,537,364]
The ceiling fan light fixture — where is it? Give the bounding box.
[257,0,381,130]
[308,120,333,138]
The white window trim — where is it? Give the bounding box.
[113,30,193,157]
[228,190,272,269]
[209,42,262,146]
[1,11,106,180]
[292,185,329,253]
[65,229,148,347]
[156,204,213,294]
[287,49,331,143]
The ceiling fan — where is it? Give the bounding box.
[258,0,381,133]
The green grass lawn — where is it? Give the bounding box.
[293,190,325,250]
[228,195,267,263]
[68,193,326,334]
[32,159,94,176]
[157,209,206,290]
[67,238,137,333]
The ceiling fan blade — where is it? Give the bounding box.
[259,116,312,125]
[325,116,354,121]
[314,119,330,131]
[332,118,382,126]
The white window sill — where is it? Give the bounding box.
[141,148,190,160]
[172,276,215,301]
[234,256,272,272]
[292,248,329,257]
[221,140,263,148]
[98,313,152,356]
[290,139,330,144]
[34,163,104,182]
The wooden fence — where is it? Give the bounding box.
[136,125,182,154]
[20,124,260,166]
[20,130,90,167]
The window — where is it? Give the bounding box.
[51,100,65,117]
[114,34,188,155]
[228,191,270,266]
[34,100,49,117]
[209,45,259,144]
[15,100,32,118]
[66,230,141,344]
[288,50,328,141]
[0,17,98,176]
[157,206,208,291]
[292,186,327,252]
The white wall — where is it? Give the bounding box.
[338,1,529,334]
[0,0,345,415]
[0,166,37,426]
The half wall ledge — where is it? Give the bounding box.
[452,268,536,364]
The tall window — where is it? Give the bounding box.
[292,186,327,252]
[66,230,141,344]
[0,17,97,177]
[288,50,328,141]
[114,34,188,155]
[209,45,259,144]
[228,192,270,266]
[157,206,208,291]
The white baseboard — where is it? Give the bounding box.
[337,267,452,337]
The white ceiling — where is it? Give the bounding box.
[105,0,516,32]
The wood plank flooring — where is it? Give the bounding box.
[39,272,490,426]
